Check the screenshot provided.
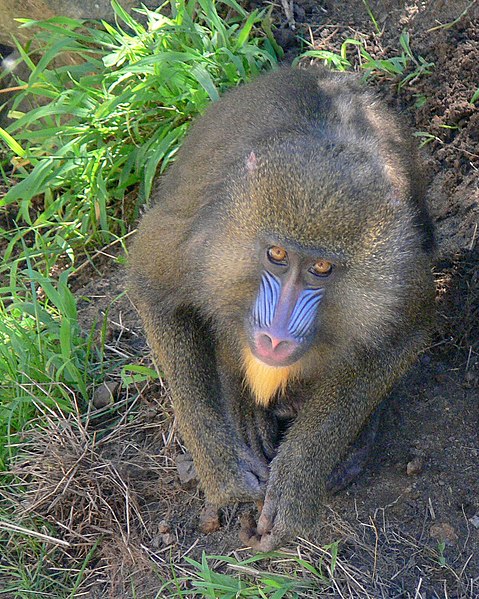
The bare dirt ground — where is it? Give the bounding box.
[9,1,479,597]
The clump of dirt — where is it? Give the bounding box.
[393,11,479,363]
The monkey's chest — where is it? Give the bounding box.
[270,390,306,420]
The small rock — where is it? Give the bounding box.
[406,457,424,476]
[152,520,176,547]
[430,522,458,545]
[152,532,176,547]
[151,534,162,549]
[463,371,478,388]
[158,519,171,534]
[176,453,198,486]
[469,514,479,529]
[161,532,176,545]
[199,503,221,534]
[92,381,119,408]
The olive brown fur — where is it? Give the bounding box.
[128,66,435,551]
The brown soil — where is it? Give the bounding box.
[7,1,479,598]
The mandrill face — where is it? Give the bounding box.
[248,242,333,368]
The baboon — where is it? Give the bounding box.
[129,66,434,551]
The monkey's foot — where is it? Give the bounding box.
[239,499,285,552]
[199,503,221,534]
[326,404,383,495]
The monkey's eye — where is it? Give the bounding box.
[267,246,288,265]
[310,259,333,277]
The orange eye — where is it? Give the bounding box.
[311,259,333,277]
[267,246,288,264]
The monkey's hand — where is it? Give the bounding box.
[239,492,287,552]
[235,443,270,500]
[238,452,318,551]
[202,441,270,507]
[238,490,301,552]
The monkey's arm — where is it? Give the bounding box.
[141,305,269,506]
[241,336,426,551]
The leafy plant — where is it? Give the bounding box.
[296,38,360,72]
[1,0,279,273]
[437,540,447,567]
[157,548,339,597]
[0,261,98,469]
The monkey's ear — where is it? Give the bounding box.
[246,151,257,173]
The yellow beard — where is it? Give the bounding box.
[242,347,302,406]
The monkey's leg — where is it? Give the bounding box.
[238,403,279,465]
[325,402,384,494]
[141,306,269,506]
[223,372,280,464]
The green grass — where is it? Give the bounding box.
[0,522,99,598]
[0,540,338,598]
[470,86,479,104]
[1,0,278,272]
[157,548,339,597]
[362,0,381,35]
[0,268,88,469]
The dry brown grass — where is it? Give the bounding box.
[2,383,191,596]
[2,379,477,598]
